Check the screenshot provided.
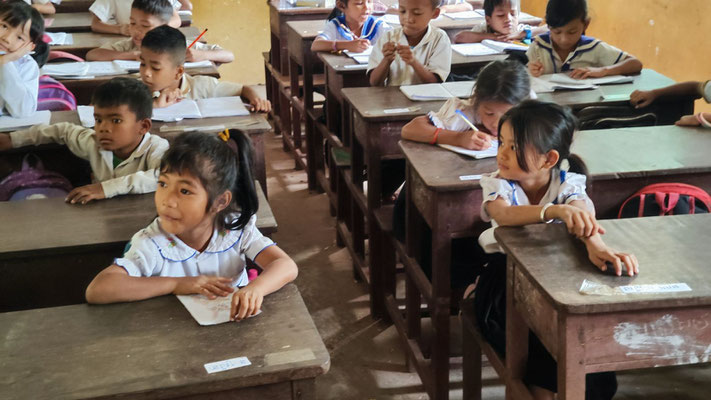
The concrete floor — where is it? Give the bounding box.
[260,131,711,399]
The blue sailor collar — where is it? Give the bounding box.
[332,15,383,41]
[150,218,244,262]
[534,33,600,72]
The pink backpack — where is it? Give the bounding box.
[0,154,73,201]
[37,75,77,112]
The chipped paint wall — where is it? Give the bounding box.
[523,0,711,112]
[192,0,270,84]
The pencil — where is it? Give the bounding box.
[187,29,208,50]
[455,109,478,131]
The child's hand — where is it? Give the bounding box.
[154,88,182,108]
[569,67,607,79]
[487,32,511,42]
[249,97,271,113]
[550,204,604,239]
[675,114,700,127]
[173,276,235,299]
[395,44,415,65]
[230,285,265,321]
[345,38,370,53]
[629,90,657,109]
[0,41,34,65]
[586,241,639,276]
[528,60,544,77]
[458,130,494,150]
[118,23,131,36]
[65,183,106,205]
[185,47,207,62]
[382,41,397,61]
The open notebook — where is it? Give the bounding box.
[443,11,484,20]
[531,73,634,93]
[438,141,498,160]
[399,81,475,101]
[343,46,373,64]
[452,43,502,57]
[0,111,51,132]
[152,97,250,122]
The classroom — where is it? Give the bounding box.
[1,0,711,399]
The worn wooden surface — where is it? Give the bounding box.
[0,284,330,400]
[45,11,192,32]
[55,0,93,13]
[51,27,201,58]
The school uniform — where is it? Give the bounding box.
[0,54,39,118]
[100,37,222,52]
[9,123,169,198]
[526,33,629,74]
[701,80,711,103]
[177,73,244,100]
[317,15,390,43]
[367,25,451,86]
[89,0,181,25]
[115,214,275,287]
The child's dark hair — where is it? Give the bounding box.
[141,25,186,66]
[132,0,174,24]
[498,100,587,176]
[0,1,48,67]
[545,0,588,28]
[92,77,153,121]
[483,0,515,17]
[326,0,348,20]
[160,131,259,231]
[472,60,530,108]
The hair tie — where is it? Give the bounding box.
[218,129,230,142]
[560,158,570,171]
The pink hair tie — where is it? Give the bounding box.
[696,112,711,129]
[42,33,51,44]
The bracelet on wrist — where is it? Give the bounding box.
[540,202,554,223]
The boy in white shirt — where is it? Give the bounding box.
[86,0,232,64]
[0,78,169,204]
[90,0,188,35]
[368,0,451,86]
[139,26,270,112]
[23,0,55,15]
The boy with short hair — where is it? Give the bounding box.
[87,0,233,64]
[89,0,189,35]
[368,0,451,86]
[0,78,169,204]
[139,25,270,112]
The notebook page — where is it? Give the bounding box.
[177,293,261,326]
[77,105,95,128]
[438,141,498,159]
[196,96,250,118]
[152,100,202,122]
[0,110,51,132]
[399,83,454,101]
[41,62,90,77]
[481,39,528,52]
[549,73,634,86]
[344,46,373,57]
[442,81,476,98]
[452,43,501,57]
[86,61,127,76]
[443,11,484,19]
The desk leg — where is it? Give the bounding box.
[506,258,529,400]
[367,132,385,318]
[430,201,452,400]
[303,51,318,191]
[351,135,366,281]
[558,315,586,400]
[291,378,316,400]
[289,56,303,170]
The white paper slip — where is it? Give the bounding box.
[204,357,251,374]
[400,83,455,101]
[152,100,202,122]
[452,43,502,57]
[442,81,475,99]
[481,39,528,52]
[382,107,417,114]
[443,11,484,20]
[438,142,498,159]
[77,105,95,128]
[0,110,52,132]
[548,73,634,87]
[160,124,226,133]
[343,64,367,69]
[46,32,73,46]
[350,54,370,64]
[184,60,214,69]
[459,174,482,181]
[618,283,692,294]
[344,46,373,57]
[177,293,262,326]
[112,59,140,71]
[197,96,250,118]
[41,62,90,77]
[531,75,598,92]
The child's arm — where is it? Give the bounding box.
[240,85,271,113]
[185,47,235,64]
[91,15,130,36]
[630,81,703,109]
[440,2,473,13]
[396,45,441,83]
[230,245,298,321]
[454,31,508,44]
[168,9,182,28]
[311,37,370,53]
[583,233,639,276]
[569,55,643,79]
[178,0,192,10]
[32,2,56,14]
[368,40,396,86]
[86,48,139,61]
[85,265,235,304]
[401,115,493,150]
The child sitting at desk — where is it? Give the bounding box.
[0,78,169,204]
[630,79,711,128]
[86,0,232,63]
[89,0,187,35]
[526,0,642,79]
[311,0,390,53]
[454,0,547,44]
[85,131,298,322]
[22,0,55,15]
[139,25,270,112]
[368,0,451,86]
[388,0,473,14]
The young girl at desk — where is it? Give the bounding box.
[0,1,48,117]
[454,0,547,44]
[311,0,390,53]
[526,0,642,79]
[474,100,638,400]
[86,131,298,321]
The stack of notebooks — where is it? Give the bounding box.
[343,47,372,64]
[399,81,476,101]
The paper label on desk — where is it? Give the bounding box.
[204,356,251,374]
[619,283,691,294]
[459,174,482,181]
[383,107,411,114]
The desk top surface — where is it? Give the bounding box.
[46,12,192,31]
[52,27,201,51]
[0,283,330,399]
[400,124,711,192]
[494,214,711,314]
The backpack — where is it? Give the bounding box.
[0,154,73,201]
[37,75,77,112]
[618,183,711,218]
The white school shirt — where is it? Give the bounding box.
[90,0,181,24]
[428,97,481,131]
[367,25,451,86]
[317,15,391,44]
[177,73,244,100]
[0,54,39,117]
[478,168,593,253]
[701,80,711,103]
[10,123,169,198]
[115,214,275,287]
[526,33,629,74]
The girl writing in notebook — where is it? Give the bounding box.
[473,100,638,400]
[0,0,48,117]
[311,0,390,53]
[86,131,298,321]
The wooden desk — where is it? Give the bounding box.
[383,12,543,41]
[0,182,277,312]
[0,283,329,400]
[399,124,711,399]
[55,0,93,13]
[45,11,192,33]
[51,27,202,59]
[494,215,711,400]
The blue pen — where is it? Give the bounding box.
[455,109,479,131]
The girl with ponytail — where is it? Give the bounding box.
[86,130,298,322]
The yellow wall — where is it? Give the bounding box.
[192,0,271,85]
[523,0,711,112]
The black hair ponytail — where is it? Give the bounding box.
[326,0,346,20]
[32,40,49,68]
[223,129,259,231]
